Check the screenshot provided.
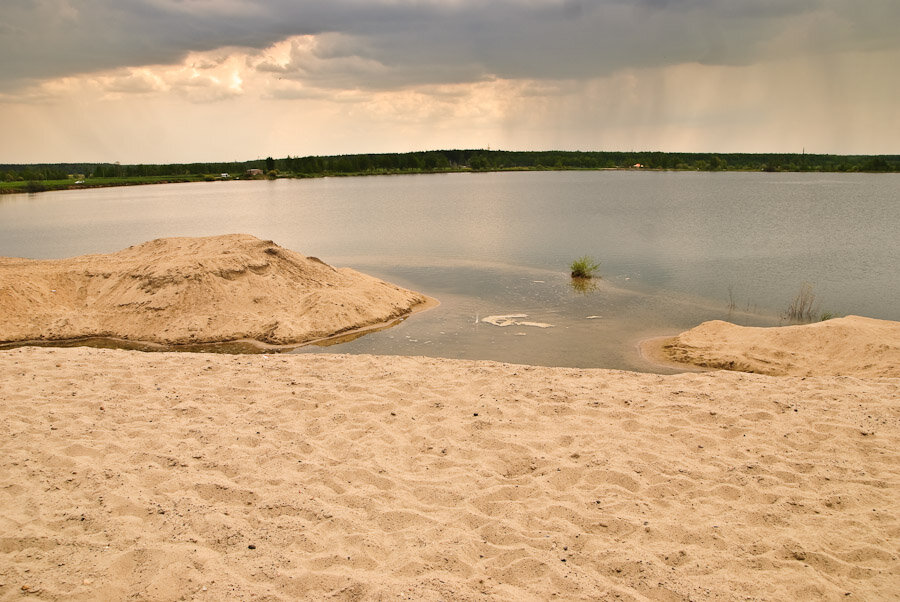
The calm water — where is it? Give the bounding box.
[1,171,897,370]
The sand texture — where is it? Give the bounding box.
[656,316,900,377]
[0,235,428,346]
[2,346,898,601]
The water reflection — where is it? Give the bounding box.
[1,171,897,369]
[569,277,599,295]
[0,315,411,355]
[287,262,781,372]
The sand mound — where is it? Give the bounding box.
[657,315,900,377]
[0,234,429,346]
[1,347,897,600]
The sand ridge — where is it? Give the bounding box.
[0,234,430,347]
[1,346,898,600]
[651,315,900,377]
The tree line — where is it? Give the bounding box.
[0,161,268,181]
[2,150,898,184]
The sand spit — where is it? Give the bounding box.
[1,346,898,601]
[651,316,900,377]
[0,235,430,347]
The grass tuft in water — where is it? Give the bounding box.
[570,255,601,279]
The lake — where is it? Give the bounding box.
[1,170,897,371]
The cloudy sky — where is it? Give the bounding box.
[1,0,897,163]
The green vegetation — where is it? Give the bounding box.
[570,255,601,279]
[3,149,898,194]
[0,174,209,193]
[23,181,48,193]
[269,149,900,176]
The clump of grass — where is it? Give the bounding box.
[570,255,601,279]
[819,311,837,321]
[783,282,818,323]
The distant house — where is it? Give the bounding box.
[632,163,643,169]
[246,168,263,176]
[220,173,230,179]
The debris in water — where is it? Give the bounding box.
[481,314,553,328]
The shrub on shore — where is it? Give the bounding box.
[24,180,47,193]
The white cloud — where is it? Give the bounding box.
[99,70,166,95]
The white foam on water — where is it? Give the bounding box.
[481,314,553,328]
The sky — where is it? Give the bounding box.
[1,0,898,164]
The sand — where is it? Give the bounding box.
[649,316,900,377]
[2,237,898,599]
[1,346,898,601]
[0,234,430,347]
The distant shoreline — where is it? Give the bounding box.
[0,175,210,194]
[3,164,898,196]
[3,149,897,194]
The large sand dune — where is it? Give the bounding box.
[1,347,898,601]
[0,234,429,347]
[652,316,900,377]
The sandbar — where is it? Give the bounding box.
[643,315,899,377]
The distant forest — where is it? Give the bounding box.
[2,150,898,189]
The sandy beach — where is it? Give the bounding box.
[1,346,898,601]
[1,237,898,600]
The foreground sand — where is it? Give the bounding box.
[2,347,897,601]
[648,316,900,378]
[0,235,429,347]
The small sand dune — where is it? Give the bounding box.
[0,234,429,346]
[652,315,900,377]
[1,347,897,600]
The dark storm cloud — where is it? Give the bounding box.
[2,0,897,90]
